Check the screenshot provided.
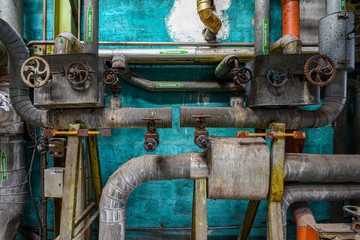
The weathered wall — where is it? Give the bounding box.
[18,0,333,239]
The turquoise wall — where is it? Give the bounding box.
[20,0,334,239]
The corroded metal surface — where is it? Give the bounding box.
[206,136,270,200]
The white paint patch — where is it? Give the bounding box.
[0,92,10,112]
[166,0,231,42]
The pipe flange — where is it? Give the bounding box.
[304,54,336,87]
[143,138,158,152]
[20,56,51,88]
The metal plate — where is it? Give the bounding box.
[34,53,104,109]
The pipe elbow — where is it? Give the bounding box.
[197,0,222,39]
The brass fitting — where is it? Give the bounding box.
[197,0,222,40]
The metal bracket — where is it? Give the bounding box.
[237,130,305,139]
[43,129,111,137]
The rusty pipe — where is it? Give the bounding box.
[282,0,300,38]
[197,0,222,41]
[291,202,316,240]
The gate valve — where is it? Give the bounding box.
[65,62,95,86]
[21,56,57,88]
[142,117,161,152]
[304,54,336,86]
[103,68,123,97]
[192,115,211,149]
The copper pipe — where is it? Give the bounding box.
[42,0,47,54]
[282,0,300,38]
[197,0,222,40]
[291,202,316,240]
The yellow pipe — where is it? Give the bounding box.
[197,0,222,34]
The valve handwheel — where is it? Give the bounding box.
[304,54,336,87]
[103,69,120,85]
[236,67,253,84]
[20,56,51,88]
[66,62,91,86]
[266,66,288,87]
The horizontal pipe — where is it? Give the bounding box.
[99,48,254,65]
[282,183,360,239]
[284,153,360,182]
[26,40,320,48]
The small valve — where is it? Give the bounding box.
[304,54,336,87]
[21,56,54,88]
[142,117,161,152]
[103,69,122,97]
[192,115,211,149]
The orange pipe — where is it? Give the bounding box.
[291,202,317,240]
[282,0,300,38]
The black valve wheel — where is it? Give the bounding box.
[266,67,288,87]
[20,56,51,88]
[236,67,253,84]
[144,138,158,152]
[66,62,91,86]
[195,135,211,149]
[304,54,336,87]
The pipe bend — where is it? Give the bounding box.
[197,0,222,40]
[99,152,207,240]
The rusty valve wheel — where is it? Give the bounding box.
[304,54,336,87]
[20,56,51,88]
[236,67,253,84]
[66,62,94,86]
[103,69,120,85]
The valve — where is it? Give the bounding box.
[65,62,95,86]
[266,66,288,87]
[21,56,53,88]
[192,115,211,149]
[103,69,122,97]
[142,117,161,152]
[304,54,336,87]
[236,67,253,84]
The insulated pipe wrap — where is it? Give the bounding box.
[0,135,27,240]
[0,18,47,127]
[99,152,207,240]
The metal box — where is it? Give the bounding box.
[34,53,104,109]
[245,54,320,107]
[44,167,64,198]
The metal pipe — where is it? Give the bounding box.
[98,152,208,240]
[42,0,47,55]
[26,40,319,48]
[291,202,316,240]
[327,0,345,15]
[282,0,300,38]
[84,0,99,54]
[0,19,172,129]
[54,31,84,54]
[117,55,232,91]
[349,78,360,154]
[0,135,28,240]
[255,0,270,55]
[99,48,254,65]
[284,153,360,182]
[281,183,360,239]
[180,70,346,129]
[197,0,222,41]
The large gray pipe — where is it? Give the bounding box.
[0,135,27,240]
[84,0,99,54]
[282,183,360,239]
[254,0,270,55]
[180,71,346,129]
[284,153,360,182]
[0,0,23,66]
[0,18,171,129]
[99,152,208,240]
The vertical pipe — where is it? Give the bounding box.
[43,0,47,55]
[281,0,300,38]
[327,0,346,15]
[291,202,316,240]
[254,0,270,56]
[41,153,48,240]
[84,0,99,54]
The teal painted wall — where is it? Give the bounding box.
[20,0,334,239]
